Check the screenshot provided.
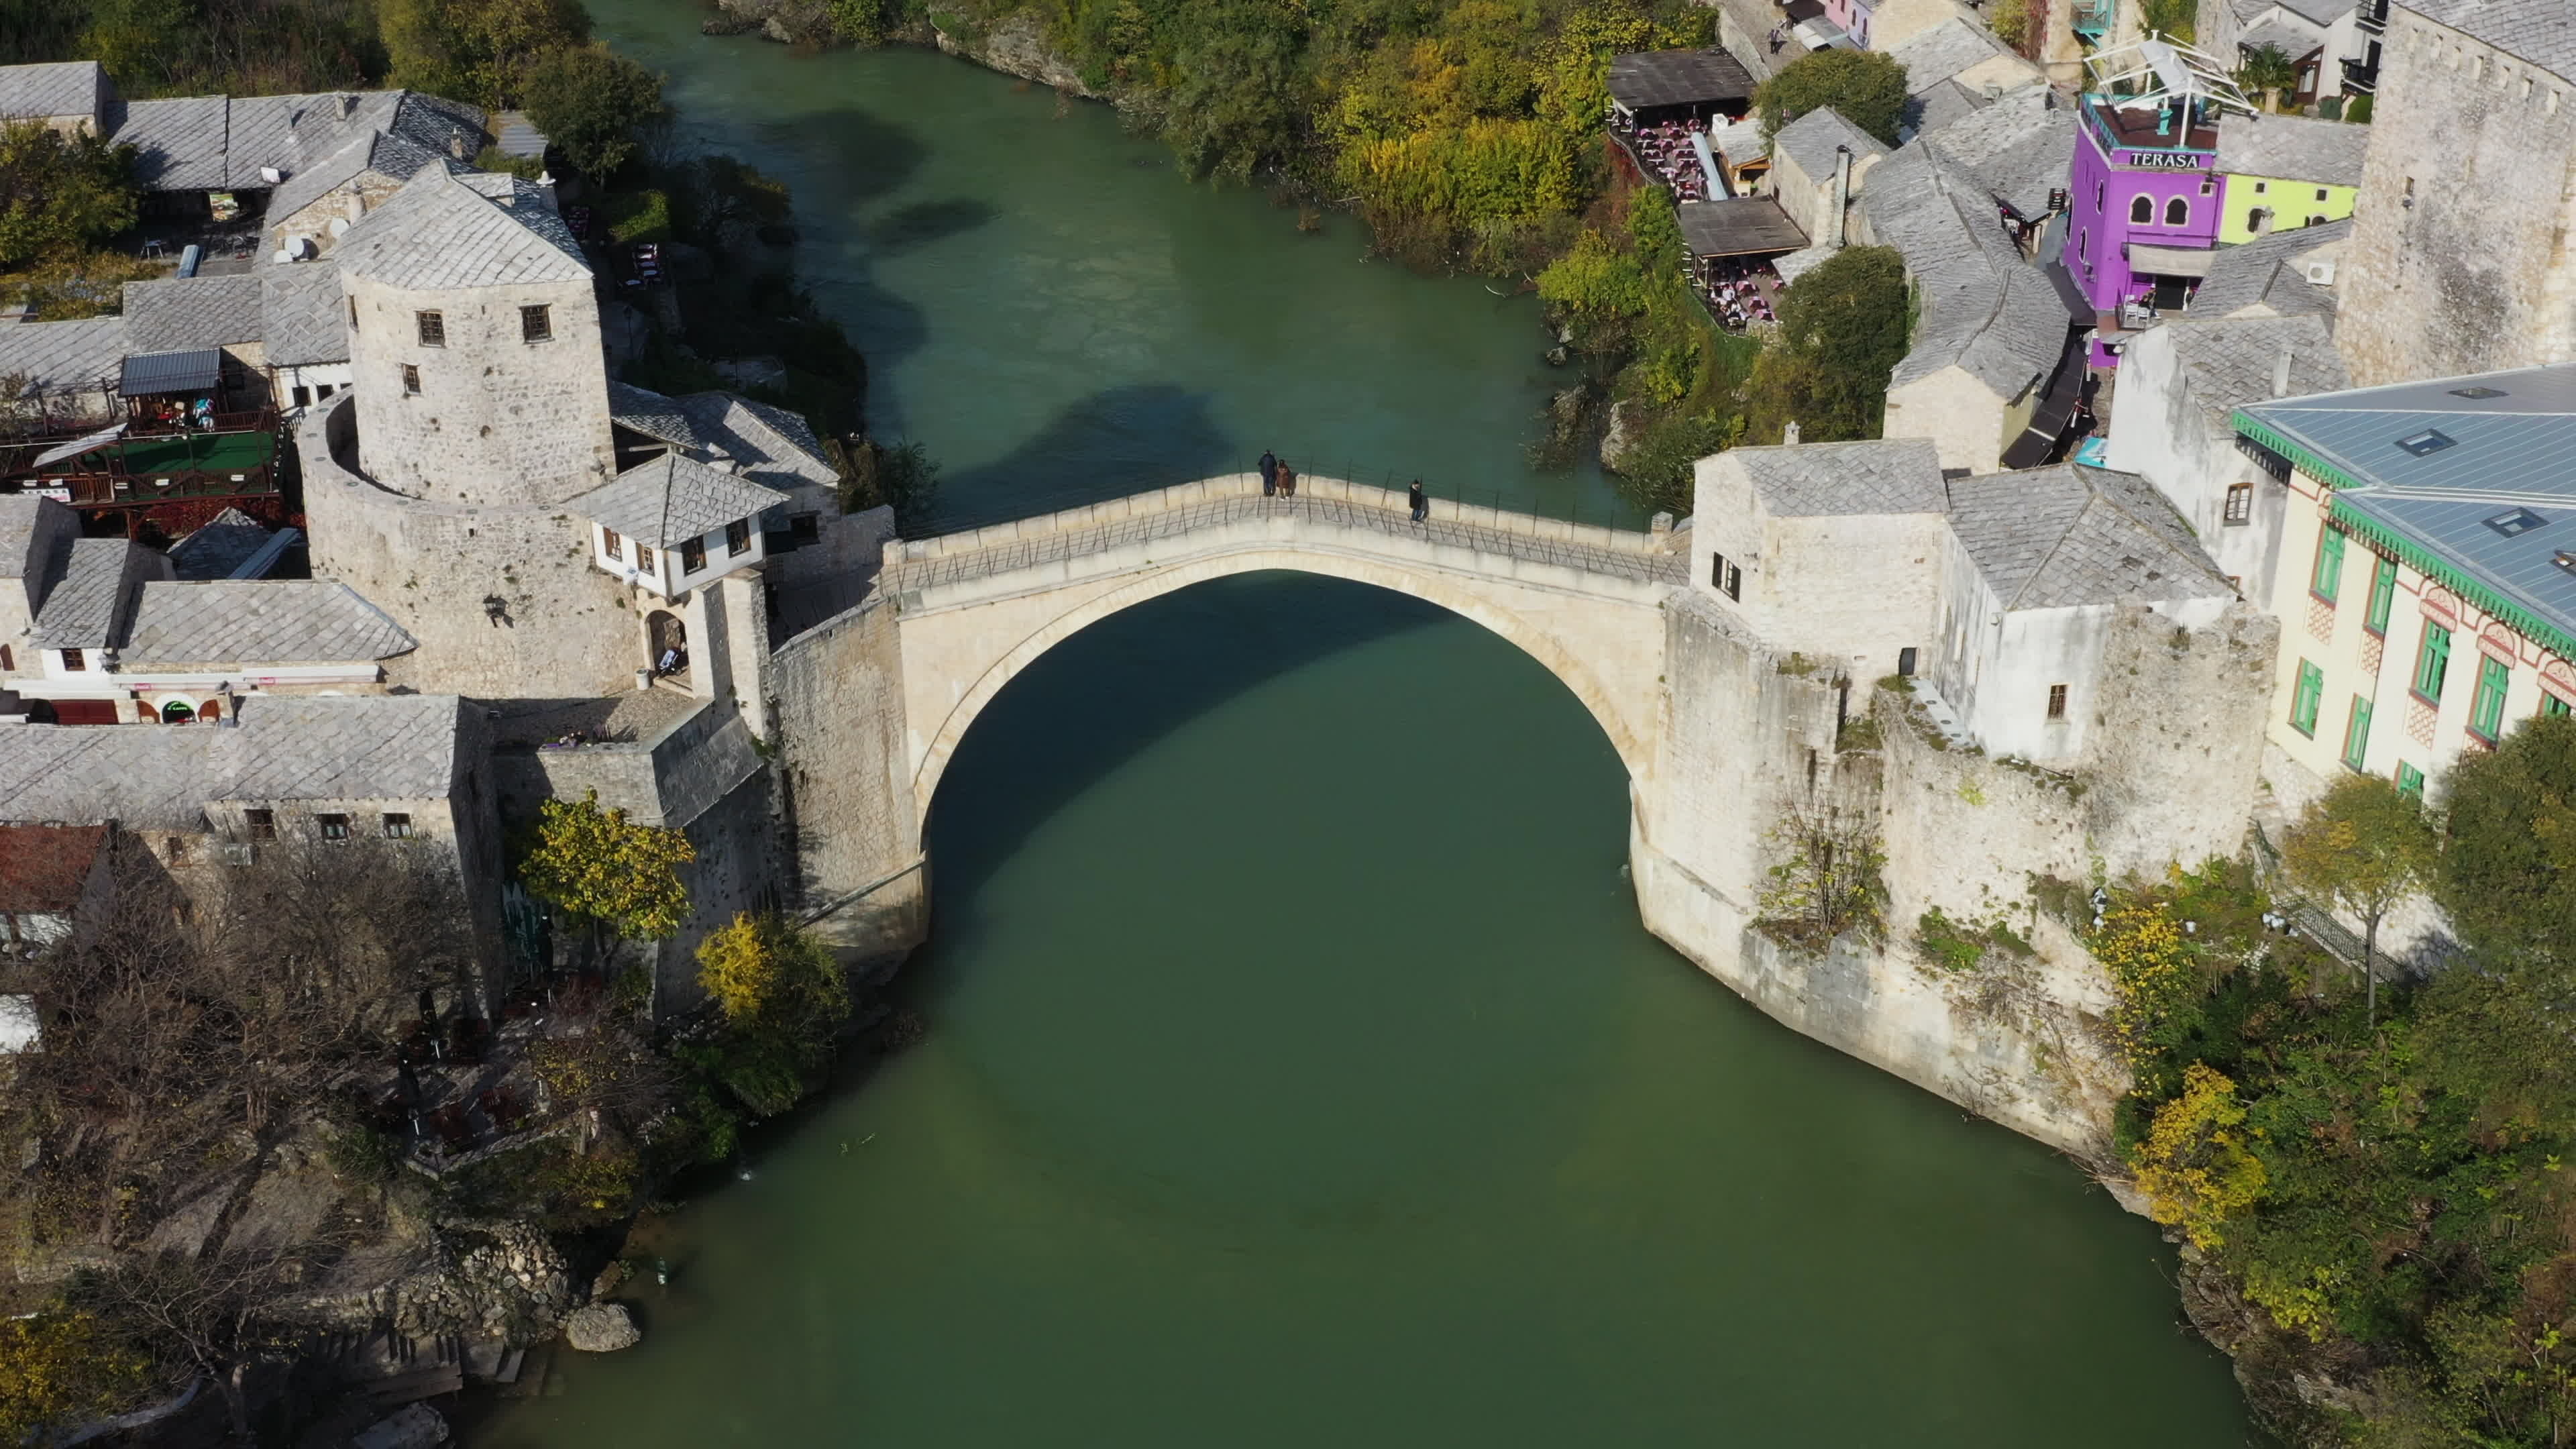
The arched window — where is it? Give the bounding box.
[197,699,221,724]
[160,700,195,724]
[2095,180,2105,211]
[2248,207,2273,234]
[2129,195,2152,223]
[2165,196,2189,226]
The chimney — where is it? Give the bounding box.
[1784,420,1803,445]
[334,93,354,121]
[1830,145,1853,250]
[2271,347,2295,398]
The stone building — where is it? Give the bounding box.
[2212,112,2367,244]
[2198,0,2373,107]
[2335,1,2576,386]
[1766,108,1886,246]
[0,61,109,138]
[1887,17,2046,141]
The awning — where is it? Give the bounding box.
[1793,17,1852,50]
[30,423,125,470]
[2127,243,2216,278]
[119,348,223,397]
[1676,196,1810,260]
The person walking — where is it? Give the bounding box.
[1276,460,1297,499]
[1408,479,1428,523]
[1258,449,1279,496]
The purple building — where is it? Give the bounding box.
[2063,39,2257,366]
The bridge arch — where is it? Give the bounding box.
[904,542,1657,822]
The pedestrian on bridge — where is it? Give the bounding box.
[1259,449,1279,496]
[1408,479,1428,523]
[1276,460,1297,498]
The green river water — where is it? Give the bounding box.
[475,10,2262,1444]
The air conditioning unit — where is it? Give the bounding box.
[2304,260,2339,284]
[259,166,284,184]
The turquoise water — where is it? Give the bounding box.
[474,11,2260,1444]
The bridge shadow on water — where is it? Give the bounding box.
[921,572,1452,914]
[924,384,1238,533]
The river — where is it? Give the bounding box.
[472,8,2261,1444]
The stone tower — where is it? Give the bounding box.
[334,166,615,506]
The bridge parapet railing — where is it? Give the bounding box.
[883,474,1689,596]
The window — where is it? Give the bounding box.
[2546,693,2573,718]
[521,304,553,342]
[0,645,11,671]
[2253,180,2267,195]
[2224,483,2253,525]
[60,647,83,672]
[2315,187,2329,201]
[2311,527,2345,602]
[2471,655,2511,741]
[2078,227,2088,261]
[2486,507,2546,538]
[2414,623,2452,702]
[2095,180,2104,210]
[245,808,275,841]
[2046,684,2069,719]
[381,812,413,839]
[317,383,334,399]
[1711,551,1741,601]
[602,527,623,560]
[291,384,311,407]
[402,364,420,395]
[165,835,186,863]
[348,297,358,329]
[2396,761,2425,798]
[2342,696,2373,771]
[416,310,444,347]
[2164,197,2189,226]
[2130,195,2153,224]
[317,812,350,841]
[2291,661,2324,736]
[635,543,655,574]
[2365,554,2397,636]
[726,518,751,557]
[1897,647,1917,678]
[2396,428,2455,456]
[680,537,706,573]
[790,513,821,544]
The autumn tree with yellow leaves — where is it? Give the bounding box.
[517,792,695,979]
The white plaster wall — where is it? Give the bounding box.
[1884,366,2017,474]
[2103,324,2287,603]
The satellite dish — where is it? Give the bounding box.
[286,235,317,261]
[327,217,350,237]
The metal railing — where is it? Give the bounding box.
[888,474,1687,597]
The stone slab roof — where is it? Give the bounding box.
[1905,78,1991,138]
[1737,439,1948,517]
[0,823,107,912]
[265,127,443,225]
[0,693,468,829]
[115,97,233,191]
[0,496,58,582]
[259,259,350,366]
[335,164,587,290]
[1913,84,2072,219]
[2188,217,2347,319]
[104,87,485,195]
[166,508,276,580]
[609,382,708,450]
[1867,140,2070,398]
[2259,0,2349,25]
[1946,464,2232,609]
[1890,19,2015,93]
[122,274,265,353]
[2238,17,2325,58]
[32,539,148,649]
[2216,113,2368,186]
[0,62,105,121]
[575,453,790,547]
[2160,314,2349,431]
[0,315,127,393]
[121,580,415,667]
[674,393,841,492]
[1773,107,1888,183]
[2403,0,2576,82]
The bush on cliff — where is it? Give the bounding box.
[1741,244,1908,444]
[1752,48,1907,148]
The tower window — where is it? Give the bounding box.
[416,310,445,347]
[636,544,655,575]
[680,537,706,573]
[2046,684,2068,718]
[381,812,413,839]
[521,305,553,342]
[726,519,751,556]
[317,812,350,841]
[402,364,420,395]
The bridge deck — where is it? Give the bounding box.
[885,476,1688,595]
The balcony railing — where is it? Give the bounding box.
[2355,0,2387,33]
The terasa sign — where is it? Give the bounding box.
[2119,150,2207,170]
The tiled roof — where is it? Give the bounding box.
[0,315,127,392]
[1737,439,1949,516]
[121,274,265,352]
[31,539,150,649]
[1773,107,1888,182]
[0,496,59,581]
[265,126,443,225]
[2402,0,2576,82]
[0,62,105,121]
[0,824,107,912]
[115,97,233,191]
[2216,113,2367,186]
[165,508,276,580]
[574,453,790,547]
[0,694,468,829]
[674,392,841,492]
[1866,138,2071,398]
[1946,464,2232,609]
[2159,315,2348,429]
[609,382,708,450]
[1905,78,1991,138]
[259,258,350,366]
[2265,0,2349,24]
[1890,19,2015,93]
[121,580,415,666]
[1913,84,2072,219]
[335,164,588,289]
[2189,217,2348,319]
[105,87,486,195]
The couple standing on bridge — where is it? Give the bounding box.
[1258,450,1430,525]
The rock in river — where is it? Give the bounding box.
[565,1302,642,1352]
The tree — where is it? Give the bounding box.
[2129,1062,2266,1249]
[381,0,592,108]
[75,1243,313,1440]
[517,792,695,965]
[2281,773,2436,1023]
[1742,244,1909,443]
[1753,49,1909,148]
[0,121,138,272]
[682,154,791,244]
[2436,712,2576,977]
[521,42,666,179]
[1163,0,1312,182]
[0,1303,152,1446]
[1757,778,1888,947]
[2139,0,2196,42]
[695,912,851,1116]
[2235,44,2300,113]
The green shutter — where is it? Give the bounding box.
[2342,696,2372,771]
[2312,528,2346,603]
[2471,655,2511,740]
[2547,694,2572,719]
[2396,762,2424,798]
[2366,555,2397,635]
[2292,659,2324,735]
[2414,625,2451,701]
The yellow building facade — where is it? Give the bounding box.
[2217,172,2357,244]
